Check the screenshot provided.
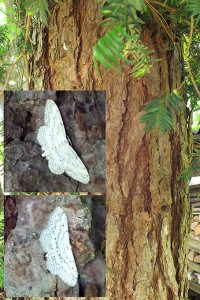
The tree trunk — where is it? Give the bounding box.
[29,1,191,299]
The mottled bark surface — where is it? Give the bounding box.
[29,1,192,299]
[4,90,105,192]
[4,196,105,297]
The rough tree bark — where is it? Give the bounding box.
[29,1,191,299]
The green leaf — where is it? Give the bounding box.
[24,0,49,26]
[101,0,147,24]
[94,0,154,77]
[93,26,125,72]
[185,0,200,23]
[93,44,118,70]
[93,24,154,77]
[97,38,122,67]
[140,91,183,134]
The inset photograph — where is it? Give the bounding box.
[4,91,105,192]
[4,195,105,297]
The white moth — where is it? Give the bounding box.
[37,99,90,184]
[40,206,78,286]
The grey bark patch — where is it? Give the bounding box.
[4,90,106,192]
[4,195,105,297]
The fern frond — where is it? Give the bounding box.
[0,26,9,57]
[94,0,154,76]
[185,0,200,23]
[24,0,49,26]
[123,28,155,77]
[94,25,129,72]
[93,25,153,77]
[100,0,147,28]
[140,91,183,134]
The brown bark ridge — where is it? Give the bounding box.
[29,1,192,299]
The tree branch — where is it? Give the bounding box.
[147,0,192,27]
[145,1,177,43]
[148,0,177,12]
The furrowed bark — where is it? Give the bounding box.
[29,1,191,299]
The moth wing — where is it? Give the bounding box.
[44,100,64,129]
[38,100,89,184]
[37,100,69,173]
[56,254,78,287]
[44,99,67,144]
[39,229,49,253]
[55,218,78,286]
[63,144,90,184]
[40,207,78,287]
[37,126,54,153]
[47,141,69,175]
[40,228,60,275]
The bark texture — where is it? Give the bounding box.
[4,196,105,297]
[29,1,191,299]
[4,91,105,192]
